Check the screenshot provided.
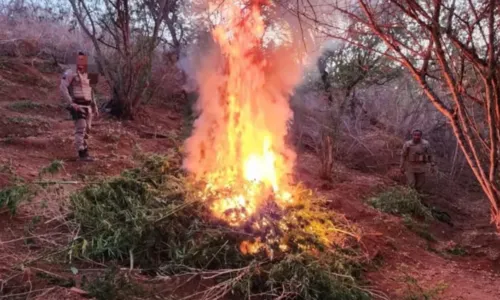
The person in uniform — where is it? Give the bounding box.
[60,51,99,161]
[400,129,436,192]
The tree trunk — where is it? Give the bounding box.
[108,87,134,119]
[318,131,334,180]
[448,110,500,229]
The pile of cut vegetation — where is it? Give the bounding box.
[67,150,374,300]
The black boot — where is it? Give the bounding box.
[78,148,94,161]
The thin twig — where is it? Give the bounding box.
[33,181,84,185]
[0,233,66,246]
[0,288,54,299]
[129,249,134,271]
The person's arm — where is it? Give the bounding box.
[400,142,410,170]
[60,70,76,108]
[91,88,98,114]
[426,141,436,166]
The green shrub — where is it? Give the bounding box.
[7,100,45,112]
[368,187,433,221]
[39,160,65,176]
[263,253,370,300]
[401,275,447,300]
[445,246,468,256]
[70,177,158,261]
[402,215,436,242]
[0,184,33,215]
[7,116,43,125]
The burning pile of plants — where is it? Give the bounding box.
[67,0,377,298]
[69,153,370,299]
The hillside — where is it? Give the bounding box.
[0,56,500,300]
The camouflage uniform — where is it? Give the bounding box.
[59,68,98,159]
[400,139,433,191]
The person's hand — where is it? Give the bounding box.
[71,103,81,112]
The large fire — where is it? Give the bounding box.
[183,0,302,226]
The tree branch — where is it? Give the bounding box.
[357,0,452,117]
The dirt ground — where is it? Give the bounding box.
[1,57,500,299]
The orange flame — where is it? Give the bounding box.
[183,0,301,226]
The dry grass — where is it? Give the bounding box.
[0,180,79,299]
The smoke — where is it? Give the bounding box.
[176,51,197,93]
[176,31,215,94]
[301,38,342,85]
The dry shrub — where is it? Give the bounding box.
[290,89,339,180]
[291,72,469,180]
[0,2,93,62]
[335,128,403,173]
[0,57,52,87]
[291,87,399,175]
[346,76,468,176]
[0,115,51,138]
[0,38,39,57]
[347,76,444,136]
[145,51,186,109]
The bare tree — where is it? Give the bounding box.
[68,0,176,119]
[293,0,500,229]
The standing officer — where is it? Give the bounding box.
[400,129,436,192]
[60,51,99,161]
